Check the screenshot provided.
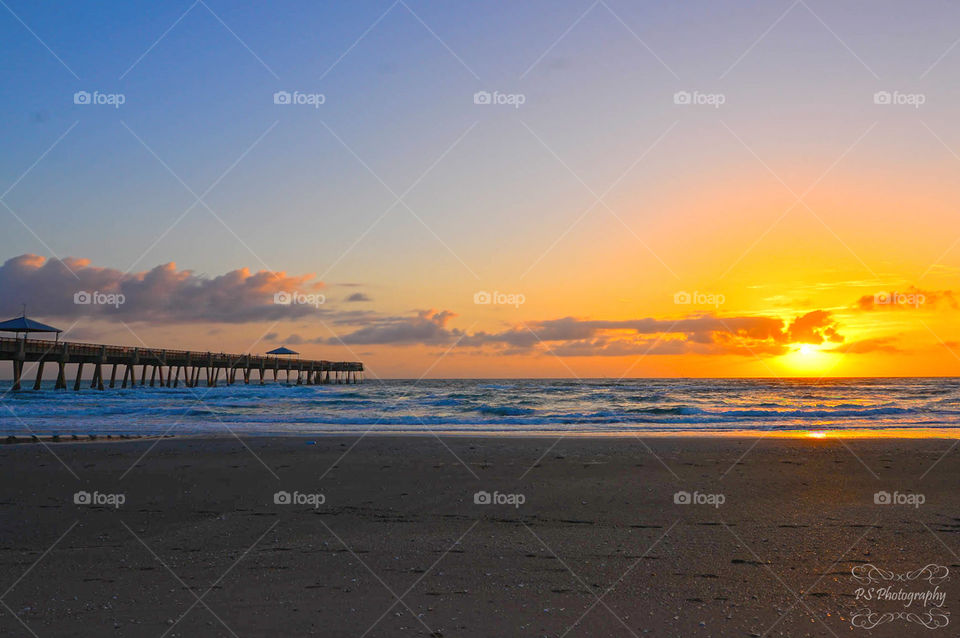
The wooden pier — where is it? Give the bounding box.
[0,337,363,391]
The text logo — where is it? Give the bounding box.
[473,90,526,108]
[274,490,325,508]
[74,490,126,508]
[874,490,925,508]
[274,90,326,108]
[74,290,125,308]
[74,91,126,108]
[673,290,725,307]
[673,490,725,508]
[274,291,325,308]
[474,490,525,508]
[873,90,925,108]
[673,90,725,108]
[474,290,525,307]
[874,291,925,308]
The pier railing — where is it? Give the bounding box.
[0,336,363,390]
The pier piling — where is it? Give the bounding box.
[55,361,66,390]
[12,360,22,391]
[33,361,44,391]
[73,362,83,391]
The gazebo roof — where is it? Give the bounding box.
[266,346,299,355]
[0,316,61,333]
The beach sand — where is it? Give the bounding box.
[0,435,957,637]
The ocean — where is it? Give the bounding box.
[1,377,959,436]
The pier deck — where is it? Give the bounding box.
[0,337,363,390]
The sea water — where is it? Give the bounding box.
[1,378,958,436]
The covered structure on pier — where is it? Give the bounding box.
[0,315,62,341]
[0,314,63,390]
[266,346,300,384]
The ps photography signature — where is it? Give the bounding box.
[854,585,946,607]
[850,564,951,630]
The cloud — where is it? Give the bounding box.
[825,337,900,354]
[334,309,462,345]
[785,310,843,344]
[331,308,846,357]
[271,333,327,346]
[0,254,331,323]
[3,254,872,360]
[548,337,689,357]
[455,315,791,350]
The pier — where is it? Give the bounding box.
[0,336,364,391]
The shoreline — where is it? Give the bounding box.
[5,428,960,442]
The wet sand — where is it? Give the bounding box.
[0,435,957,637]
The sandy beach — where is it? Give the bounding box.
[0,435,956,637]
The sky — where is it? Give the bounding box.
[2,0,960,378]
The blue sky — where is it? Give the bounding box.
[6,0,956,280]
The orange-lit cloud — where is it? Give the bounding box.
[336,309,461,345]
[331,309,847,357]
[825,337,901,354]
[785,310,843,344]
[6,255,956,377]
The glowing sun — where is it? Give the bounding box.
[782,343,834,375]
